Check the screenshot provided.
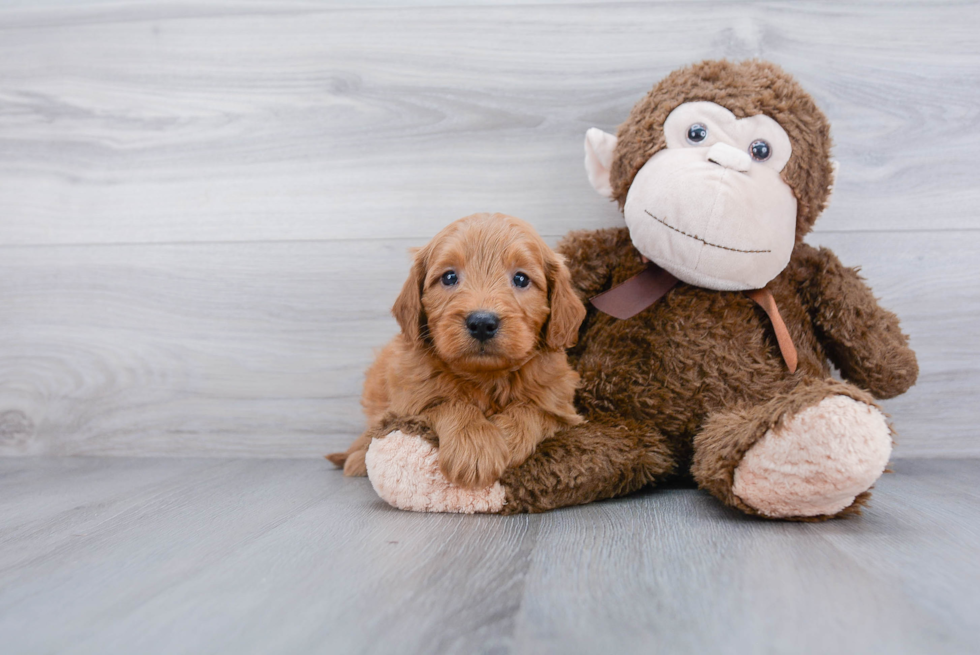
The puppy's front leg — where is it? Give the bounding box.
[429,403,509,489]
[490,405,574,468]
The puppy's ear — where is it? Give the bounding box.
[545,252,587,350]
[392,245,429,344]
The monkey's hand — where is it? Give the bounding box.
[802,245,918,399]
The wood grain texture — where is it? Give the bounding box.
[0,231,975,457]
[0,457,978,654]
[0,0,978,245]
[0,0,977,457]
[0,239,409,457]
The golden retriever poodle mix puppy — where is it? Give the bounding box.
[327,212,587,489]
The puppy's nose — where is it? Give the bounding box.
[466,311,500,342]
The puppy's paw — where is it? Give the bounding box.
[438,423,509,490]
[326,448,368,476]
[365,431,505,513]
[491,414,540,468]
[342,448,368,477]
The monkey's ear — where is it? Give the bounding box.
[825,159,840,205]
[545,252,588,350]
[584,128,618,198]
[391,246,429,344]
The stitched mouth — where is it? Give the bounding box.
[644,210,771,254]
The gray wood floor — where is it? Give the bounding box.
[0,457,977,654]
[1,0,979,458]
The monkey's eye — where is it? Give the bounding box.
[686,123,708,144]
[441,271,458,286]
[512,272,530,288]
[749,139,771,162]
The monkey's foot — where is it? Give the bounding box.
[732,395,892,518]
[364,431,506,513]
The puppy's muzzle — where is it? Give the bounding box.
[466,311,500,342]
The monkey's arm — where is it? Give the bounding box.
[491,403,582,469]
[555,227,633,299]
[801,245,918,399]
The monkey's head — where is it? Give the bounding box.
[585,60,835,291]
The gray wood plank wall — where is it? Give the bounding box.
[1,0,978,458]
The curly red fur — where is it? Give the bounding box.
[328,213,586,489]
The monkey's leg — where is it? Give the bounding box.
[364,416,677,514]
[691,378,892,521]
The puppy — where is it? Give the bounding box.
[327,212,587,489]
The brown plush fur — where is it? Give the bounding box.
[483,60,917,518]
[610,59,835,240]
[690,377,888,520]
[488,226,916,517]
[327,213,586,489]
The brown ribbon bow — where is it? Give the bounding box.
[589,262,798,373]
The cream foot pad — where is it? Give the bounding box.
[733,395,892,518]
[365,430,506,514]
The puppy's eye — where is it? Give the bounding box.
[687,123,708,144]
[512,272,530,288]
[441,271,458,286]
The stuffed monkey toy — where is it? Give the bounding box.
[363,59,918,520]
